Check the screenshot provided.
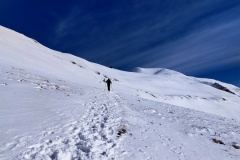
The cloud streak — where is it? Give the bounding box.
[46,0,240,82]
[0,0,239,84]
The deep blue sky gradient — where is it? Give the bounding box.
[0,0,240,86]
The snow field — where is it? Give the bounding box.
[119,95,240,160]
[0,66,127,160]
[18,91,126,160]
[1,25,240,160]
[1,64,240,160]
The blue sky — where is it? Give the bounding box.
[0,0,240,86]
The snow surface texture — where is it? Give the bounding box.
[0,25,240,160]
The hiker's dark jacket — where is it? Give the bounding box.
[106,79,112,91]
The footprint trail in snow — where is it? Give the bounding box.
[18,91,126,160]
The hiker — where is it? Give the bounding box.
[105,78,112,91]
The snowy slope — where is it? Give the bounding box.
[0,25,240,160]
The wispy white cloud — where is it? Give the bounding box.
[55,7,82,38]
[144,18,240,73]
[48,0,240,78]
[92,3,240,74]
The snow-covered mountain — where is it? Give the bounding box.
[0,25,240,160]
